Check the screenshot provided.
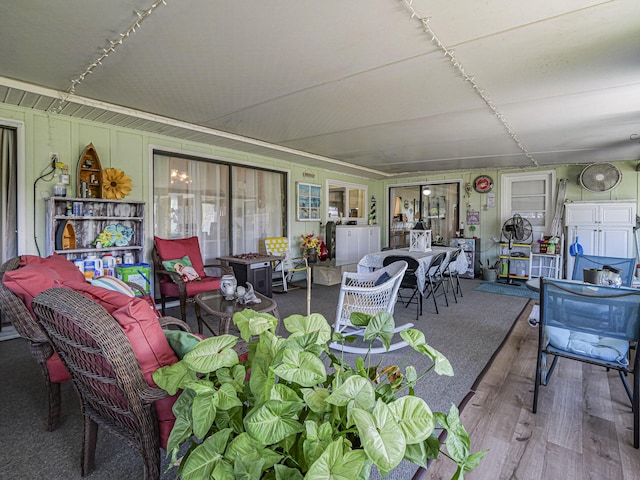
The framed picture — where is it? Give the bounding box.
[297,182,321,221]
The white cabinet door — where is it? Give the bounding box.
[565,204,597,225]
[600,227,633,257]
[600,204,636,225]
[336,226,380,266]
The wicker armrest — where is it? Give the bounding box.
[139,385,170,404]
[158,316,192,333]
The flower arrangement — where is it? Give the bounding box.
[152,310,486,479]
[300,233,322,254]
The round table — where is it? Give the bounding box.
[194,290,280,336]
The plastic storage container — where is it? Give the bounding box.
[115,262,151,295]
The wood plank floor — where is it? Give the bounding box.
[424,300,640,480]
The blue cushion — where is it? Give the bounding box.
[374,272,391,286]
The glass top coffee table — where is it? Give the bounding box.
[194,290,280,336]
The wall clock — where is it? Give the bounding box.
[473,175,494,193]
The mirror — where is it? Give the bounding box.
[326,180,367,222]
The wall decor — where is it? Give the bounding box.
[296,182,321,221]
[473,175,494,193]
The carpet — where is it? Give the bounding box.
[0,280,528,480]
[474,280,538,299]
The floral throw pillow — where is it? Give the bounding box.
[162,255,201,282]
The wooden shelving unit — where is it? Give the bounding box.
[45,197,145,262]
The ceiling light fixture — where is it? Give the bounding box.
[422,187,431,196]
[400,0,538,168]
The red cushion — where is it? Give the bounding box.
[21,254,86,283]
[158,275,221,298]
[69,282,179,449]
[154,236,206,277]
[46,352,71,383]
[2,264,65,316]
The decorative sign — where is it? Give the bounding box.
[466,211,480,226]
[296,182,321,221]
[473,175,494,193]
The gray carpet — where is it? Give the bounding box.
[0,278,528,479]
[474,280,539,299]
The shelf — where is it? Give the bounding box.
[46,197,146,263]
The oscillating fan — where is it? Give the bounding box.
[579,163,622,193]
[500,214,533,285]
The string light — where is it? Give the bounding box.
[48,0,167,114]
[399,0,538,167]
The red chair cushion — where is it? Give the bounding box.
[21,254,86,283]
[158,275,221,298]
[46,352,71,383]
[3,264,65,316]
[64,282,179,449]
[154,236,206,278]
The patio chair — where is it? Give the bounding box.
[571,254,635,287]
[329,260,408,354]
[153,235,232,321]
[0,257,68,431]
[424,251,449,314]
[32,287,190,479]
[382,255,422,319]
[443,248,464,302]
[264,236,309,293]
[533,278,640,448]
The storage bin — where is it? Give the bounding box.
[115,262,151,295]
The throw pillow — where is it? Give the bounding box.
[163,329,202,359]
[162,255,201,282]
[374,272,391,286]
[89,276,137,297]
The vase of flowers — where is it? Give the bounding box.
[300,233,321,263]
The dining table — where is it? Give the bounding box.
[357,246,468,295]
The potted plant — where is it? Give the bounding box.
[153,310,486,479]
[300,233,321,263]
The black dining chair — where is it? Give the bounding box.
[424,252,449,314]
[383,255,422,319]
[443,248,464,303]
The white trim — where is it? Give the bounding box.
[0,117,26,255]
[500,170,556,237]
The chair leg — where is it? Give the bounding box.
[447,273,458,303]
[179,297,187,321]
[455,274,463,297]
[160,295,166,316]
[46,381,61,431]
[634,364,639,448]
[81,416,98,476]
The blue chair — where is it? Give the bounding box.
[572,254,635,287]
[533,278,640,448]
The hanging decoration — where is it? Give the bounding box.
[47,0,168,114]
[399,0,538,167]
[102,168,133,199]
[369,196,377,224]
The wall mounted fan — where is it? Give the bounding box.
[579,163,622,193]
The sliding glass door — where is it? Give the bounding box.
[153,151,286,264]
[388,182,460,248]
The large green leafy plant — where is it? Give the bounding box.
[153,310,486,479]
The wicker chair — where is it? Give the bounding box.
[328,260,408,354]
[0,257,64,431]
[32,287,189,479]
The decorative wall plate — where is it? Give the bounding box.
[473,175,494,193]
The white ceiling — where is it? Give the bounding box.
[1,0,639,179]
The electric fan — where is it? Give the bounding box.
[500,214,533,285]
[579,163,622,193]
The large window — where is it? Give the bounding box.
[326,180,367,222]
[388,182,461,248]
[153,151,286,264]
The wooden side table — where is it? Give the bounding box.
[194,290,280,336]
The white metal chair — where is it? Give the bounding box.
[264,237,309,293]
[329,260,409,354]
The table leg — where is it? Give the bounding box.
[194,302,203,335]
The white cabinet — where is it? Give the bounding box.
[564,201,636,278]
[335,226,380,266]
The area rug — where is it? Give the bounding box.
[474,280,538,299]
[0,282,528,480]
